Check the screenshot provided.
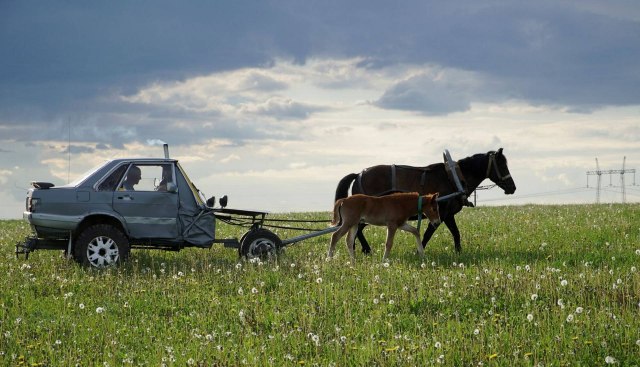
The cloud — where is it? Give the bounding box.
[375,68,478,115]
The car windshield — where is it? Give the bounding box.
[62,161,109,187]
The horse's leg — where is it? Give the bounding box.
[399,223,424,258]
[328,224,349,258]
[421,220,440,248]
[346,225,358,260]
[444,216,462,253]
[356,222,372,254]
[382,226,398,261]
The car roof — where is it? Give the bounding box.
[107,158,178,164]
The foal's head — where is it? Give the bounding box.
[421,193,441,226]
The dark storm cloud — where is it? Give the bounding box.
[1,0,639,138]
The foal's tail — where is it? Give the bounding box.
[331,199,345,226]
[334,173,358,201]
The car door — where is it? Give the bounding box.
[112,163,180,239]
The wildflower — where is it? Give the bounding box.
[310,333,320,346]
[316,278,323,284]
[251,287,258,294]
[635,249,640,255]
[473,328,480,335]
[383,262,390,268]
[55,340,62,345]
[566,314,574,323]
[560,279,568,287]
[79,303,85,310]
[605,356,617,364]
[238,287,244,295]
[235,263,242,270]
[531,294,538,301]
[557,299,565,309]
[575,307,584,314]
[434,341,441,349]
[373,298,379,305]
[636,339,640,347]
[421,263,426,269]
[96,307,105,314]
[527,314,534,322]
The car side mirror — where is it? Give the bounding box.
[166,182,178,193]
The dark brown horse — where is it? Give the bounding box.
[334,149,516,253]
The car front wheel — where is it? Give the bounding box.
[74,224,130,268]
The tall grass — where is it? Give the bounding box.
[1,204,639,366]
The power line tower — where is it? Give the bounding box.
[586,157,636,203]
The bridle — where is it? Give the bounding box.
[486,152,512,184]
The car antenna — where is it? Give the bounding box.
[67,118,71,183]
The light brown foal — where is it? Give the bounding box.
[328,192,440,260]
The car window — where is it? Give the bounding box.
[118,164,174,192]
[97,165,128,191]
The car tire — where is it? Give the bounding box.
[239,229,281,260]
[74,224,130,268]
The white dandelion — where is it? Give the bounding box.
[566,314,574,323]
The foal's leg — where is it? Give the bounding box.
[356,222,372,254]
[399,223,424,258]
[382,226,398,261]
[328,225,350,258]
[346,225,358,260]
[444,216,462,252]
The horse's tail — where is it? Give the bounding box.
[334,173,358,202]
[331,199,344,226]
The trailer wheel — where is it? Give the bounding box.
[74,224,130,268]
[239,229,281,259]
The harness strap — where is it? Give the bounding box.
[486,153,512,181]
[357,170,366,194]
[391,165,397,192]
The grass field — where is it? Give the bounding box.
[1,204,639,366]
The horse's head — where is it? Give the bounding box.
[486,148,516,194]
[422,193,441,226]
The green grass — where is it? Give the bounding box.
[1,204,639,366]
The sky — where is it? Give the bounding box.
[1,0,639,219]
